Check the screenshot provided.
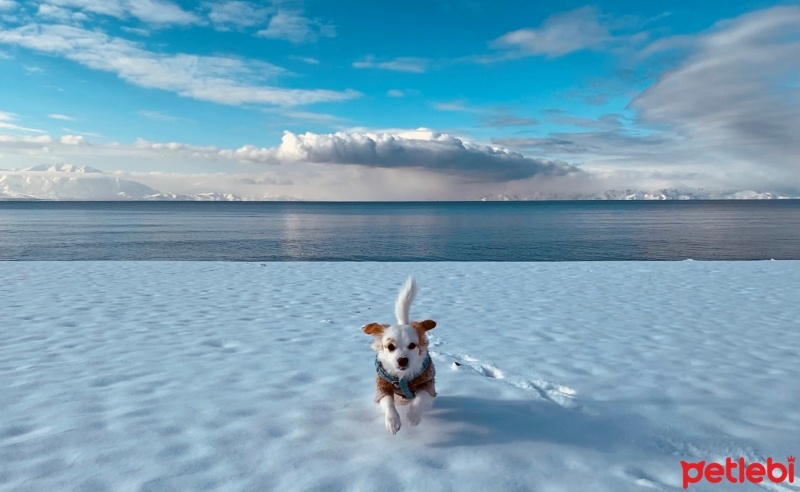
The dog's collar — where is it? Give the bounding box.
[375,353,431,400]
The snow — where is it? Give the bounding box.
[0,169,159,200]
[0,166,299,201]
[1,164,794,201]
[1,261,798,491]
[24,164,104,174]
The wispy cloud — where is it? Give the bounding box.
[137,110,187,122]
[291,56,319,65]
[387,89,405,98]
[279,111,344,124]
[0,111,46,133]
[0,134,53,144]
[480,114,538,128]
[433,100,538,127]
[631,6,800,183]
[36,4,89,23]
[256,10,335,43]
[491,7,608,57]
[432,100,475,112]
[206,1,270,30]
[0,0,16,10]
[0,24,359,106]
[120,26,150,36]
[63,127,102,137]
[44,0,201,25]
[484,7,632,61]
[480,6,800,195]
[48,113,76,121]
[353,56,429,73]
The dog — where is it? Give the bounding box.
[362,277,437,434]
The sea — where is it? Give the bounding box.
[1,200,799,261]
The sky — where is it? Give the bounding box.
[0,0,798,200]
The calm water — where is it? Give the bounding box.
[1,201,798,261]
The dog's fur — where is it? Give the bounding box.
[363,277,437,434]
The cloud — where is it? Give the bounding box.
[0,24,359,106]
[291,56,319,65]
[432,100,475,112]
[0,0,16,10]
[483,6,800,196]
[480,114,538,128]
[256,11,335,43]
[631,6,800,182]
[490,7,610,57]
[268,130,579,182]
[62,127,102,137]
[1,128,579,184]
[279,111,343,124]
[433,101,538,127]
[353,56,428,73]
[137,110,186,122]
[387,89,405,98]
[48,113,76,121]
[207,1,270,30]
[0,134,53,144]
[59,134,85,145]
[44,0,200,25]
[36,4,89,23]
[0,111,46,133]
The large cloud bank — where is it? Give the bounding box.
[267,130,580,182]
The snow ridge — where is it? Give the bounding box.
[0,164,302,201]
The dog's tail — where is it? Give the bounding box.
[395,277,417,326]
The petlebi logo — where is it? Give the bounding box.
[681,456,795,489]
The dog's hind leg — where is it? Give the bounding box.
[406,391,434,427]
[379,395,401,434]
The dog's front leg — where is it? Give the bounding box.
[379,395,401,434]
[406,391,433,426]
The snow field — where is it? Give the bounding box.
[1,261,798,491]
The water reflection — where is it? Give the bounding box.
[0,201,798,261]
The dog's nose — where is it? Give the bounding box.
[398,357,409,367]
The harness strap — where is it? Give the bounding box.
[375,353,431,399]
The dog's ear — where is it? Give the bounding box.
[414,319,436,331]
[362,323,387,336]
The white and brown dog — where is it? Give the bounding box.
[363,277,437,434]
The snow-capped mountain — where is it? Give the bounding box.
[480,188,796,201]
[2,164,794,201]
[25,164,105,174]
[144,192,302,202]
[0,164,302,201]
[0,166,162,200]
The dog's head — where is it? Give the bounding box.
[363,320,436,378]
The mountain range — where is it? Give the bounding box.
[479,189,795,201]
[0,164,299,201]
[0,164,794,201]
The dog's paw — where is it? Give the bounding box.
[406,407,422,426]
[385,412,401,434]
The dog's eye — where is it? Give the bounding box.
[408,343,417,350]
[386,344,395,352]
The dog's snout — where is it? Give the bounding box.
[398,357,409,367]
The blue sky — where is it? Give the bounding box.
[0,0,798,199]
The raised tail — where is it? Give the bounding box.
[394,277,417,325]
